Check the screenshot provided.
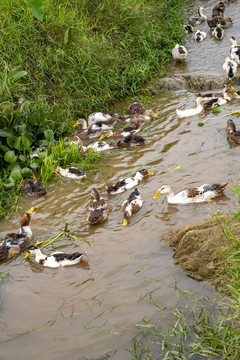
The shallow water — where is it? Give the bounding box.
[1,0,240,359]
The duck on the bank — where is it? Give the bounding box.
[189,6,207,26]
[195,30,207,43]
[229,37,240,65]
[121,188,143,226]
[127,97,145,115]
[0,208,34,261]
[183,24,194,34]
[88,112,118,126]
[153,183,228,204]
[176,97,205,118]
[212,1,225,18]
[25,245,85,268]
[223,57,238,81]
[212,23,224,40]
[172,44,188,64]
[21,179,46,196]
[226,119,240,144]
[194,84,235,101]
[207,16,232,28]
[86,188,111,225]
[106,169,152,195]
[55,167,86,179]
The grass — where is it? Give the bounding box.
[129,187,240,359]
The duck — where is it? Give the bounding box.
[189,7,207,26]
[106,169,152,195]
[86,188,111,225]
[24,245,85,268]
[176,97,205,118]
[115,134,145,147]
[229,37,240,65]
[207,16,232,28]
[87,141,115,152]
[21,179,46,196]
[172,44,188,64]
[183,24,194,34]
[203,97,227,108]
[74,118,116,131]
[153,183,228,204]
[55,166,86,179]
[195,30,207,43]
[87,112,118,126]
[223,57,238,81]
[121,188,143,226]
[127,97,145,115]
[226,119,240,144]
[123,110,158,124]
[233,89,240,99]
[212,23,224,40]
[99,122,143,140]
[194,84,235,101]
[66,119,113,141]
[0,207,34,261]
[212,1,225,18]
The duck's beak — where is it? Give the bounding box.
[12,250,16,257]
[99,134,104,140]
[24,252,30,259]
[125,119,129,123]
[122,219,128,226]
[231,86,235,90]
[153,190,162,200]
[147,172,153,176]
[73,121,79,127]
[27,207,34,215]
[152,113,158,118]
[233,92,237,96]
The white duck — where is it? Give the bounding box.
[195,30,207,42]
[229,37,240,65]
[172,44,188,64]
[25,245,85,268]
[153,183,228,204]
[212,23,224,40]
[223,57,238,80]
[176,97,205,118]
[55,166,86,179]
[88,112,118,126]
[189,7,207,26]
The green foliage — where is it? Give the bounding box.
[26,0,44,21]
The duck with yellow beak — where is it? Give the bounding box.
[0,207,34,261]
[121,188,143,226]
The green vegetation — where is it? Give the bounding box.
[129,190,240,359]
[0,0,186,217]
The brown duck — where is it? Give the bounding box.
[86,188,111,225]
[127,97,145,115]
[226,119,240,144]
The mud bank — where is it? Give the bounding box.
[164,215,240,289]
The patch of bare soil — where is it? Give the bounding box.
[164,215,240,289]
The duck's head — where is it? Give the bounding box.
[144,109,158,118]
[226,119,236,132]
[122,211,132,226]
[135,169,153,181]
[225,17,232,24]
[153,185,173,200]
[20,207,34,227]
[229,36,236,43]
[24,245,39,258]
[9,246,21,258]
[99,129,113,140]
[91,187,101,201]
[73,118,87,128]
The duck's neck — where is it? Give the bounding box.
[134,173,144,182]
[34,249,46,262]
[20,226,32,238]
[231,39,238,48]
[198,8,207,19]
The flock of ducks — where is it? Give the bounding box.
[1,1,239,268]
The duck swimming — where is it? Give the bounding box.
[212,1,225,18]
[127,97,145,115]
[25,245,85,268]
[106,169,152,195]
[121,110,157,124]
[189,6,207,26]
[176,97,205,118]
[55,167,86,179]
[153,183,228,204]
[226,119,240,144]
[21,179,46,196]
[195,30,207,43]
[0,207,34,261]
[88,112,118,126]
[86,188,111,224]
[212,23,224,40]
[223,57,238,81]
[229,37,240,65]
[194,84,235,101]
[172,44,188,64]
[121,188,143,226]
[207,16,232,28]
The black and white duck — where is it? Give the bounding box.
[229,37,240,65]
[195,30,207,42]
[88,112,118,126]
[86,188,111,225]
[106,169,152,195]
[212,23,224,40]
[55,167,86,179]
[25,245,85,268]
[172,44,188,64]
[223,57,238,80]
[121,188,143,226]
[0,207,34,261]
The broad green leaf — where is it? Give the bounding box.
[19,154,27,162]
[30,112,40,125]
[21,167,33,177]
[22,136,31,151]
[10,168,22,181]
[198,122,205,127]
[0,101,15,111]
[64,28,72,45]
[0,144,10,153]
[12,71,28,82]
[44,129,54,142]
[0,129,13,137]
[15,124,27,135]
[212,107,221,114]
[26,0,44,21]
[14,137,22,151]
[39,139,48,147]
[21,101,31,114]
[51,104,60,116]
[4,150,16,163]
[7,136,17,148]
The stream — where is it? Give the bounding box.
[1,0,240,359]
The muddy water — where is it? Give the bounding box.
[1,0,240,359]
